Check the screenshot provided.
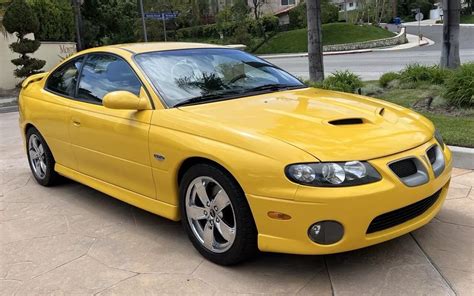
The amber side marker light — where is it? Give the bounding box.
[267,211,292,220]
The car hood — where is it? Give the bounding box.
[178,88,434,161]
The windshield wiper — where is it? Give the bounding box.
[243,84,304,93]
[173,91,242,108]
[173,84,304,108]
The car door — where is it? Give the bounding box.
[68,53,156,198]
[39,56,85,171]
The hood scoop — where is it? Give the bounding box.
[328,118,365,125]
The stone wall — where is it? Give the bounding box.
[323,27,407,52]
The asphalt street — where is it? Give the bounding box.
[264,25,474,80]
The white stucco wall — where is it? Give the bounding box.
[0,33,76,90]
[249,0,301,16]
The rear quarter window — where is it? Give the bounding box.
[46,57,84,97]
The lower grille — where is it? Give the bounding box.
[367,189,441,234]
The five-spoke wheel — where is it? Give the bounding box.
[180,163,257,265]
[26,127,60,186]
[185,176,236,253]
[28,134,47,179]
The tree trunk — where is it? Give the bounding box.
[392,0,397,19]
[440,0,461,69]
[344,0,348,22]
[71,0,84,51]
[306,0,324,82]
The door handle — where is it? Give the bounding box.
[72,119,81,127]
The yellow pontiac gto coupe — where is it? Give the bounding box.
[19,43,452,265]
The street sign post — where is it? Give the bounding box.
[144,12,178,42]
[139,0,147,42]
[415,10,424,43]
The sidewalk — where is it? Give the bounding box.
[0,96,18,113]
[404,19,474,27]
[373,33,433,51]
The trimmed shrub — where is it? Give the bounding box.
[379,72,401,88]
[289,2,307,29]
[321,70,364,93]
[176,24,220,39]
[443,63,474,107]
[259,15,279,34]
[3,0,45,82]
[399,64,450,85]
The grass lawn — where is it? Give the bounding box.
[255,23,395,54]
[461,14,474,24]
[365,84,474,147]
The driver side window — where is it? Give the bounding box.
[77,54,142,104]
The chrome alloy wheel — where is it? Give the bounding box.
[28,134,47,179]
[185,177,236,253]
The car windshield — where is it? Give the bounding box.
[134,48,305,107]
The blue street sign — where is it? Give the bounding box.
[145,12,178,20]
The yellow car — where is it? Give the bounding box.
[19,43,452,265]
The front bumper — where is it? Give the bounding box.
[247,139,452,255]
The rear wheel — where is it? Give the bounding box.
[26,127,60,186]
[180,163,258,265]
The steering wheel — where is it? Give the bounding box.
[171,59,201,79]
[228,73,247,84]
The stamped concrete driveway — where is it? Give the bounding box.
[1,112,473,295]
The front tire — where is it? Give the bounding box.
[26,127,60,186]
[180,163,258,265]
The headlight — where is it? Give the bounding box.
[435,129,445,149]
[285,161,381,187]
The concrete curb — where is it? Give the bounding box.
[448,145,474,170]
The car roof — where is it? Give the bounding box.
[94,42,227,54]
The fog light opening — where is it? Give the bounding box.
[308,221,344,245]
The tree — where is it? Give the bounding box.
[81,0,137,48]
[440,0,461,69]
[306,0,324,82]
[0,0,12,36]
[27,0,75,42]
[3,0,45,83]
[250,0,265,19]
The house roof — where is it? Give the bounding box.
[274,5,296,16]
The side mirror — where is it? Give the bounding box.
[103,90,149,110]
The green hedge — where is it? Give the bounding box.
[176,15,279,41]
[176,24,221,40]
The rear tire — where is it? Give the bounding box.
[180,163,258,265]
[26,127,61,186]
